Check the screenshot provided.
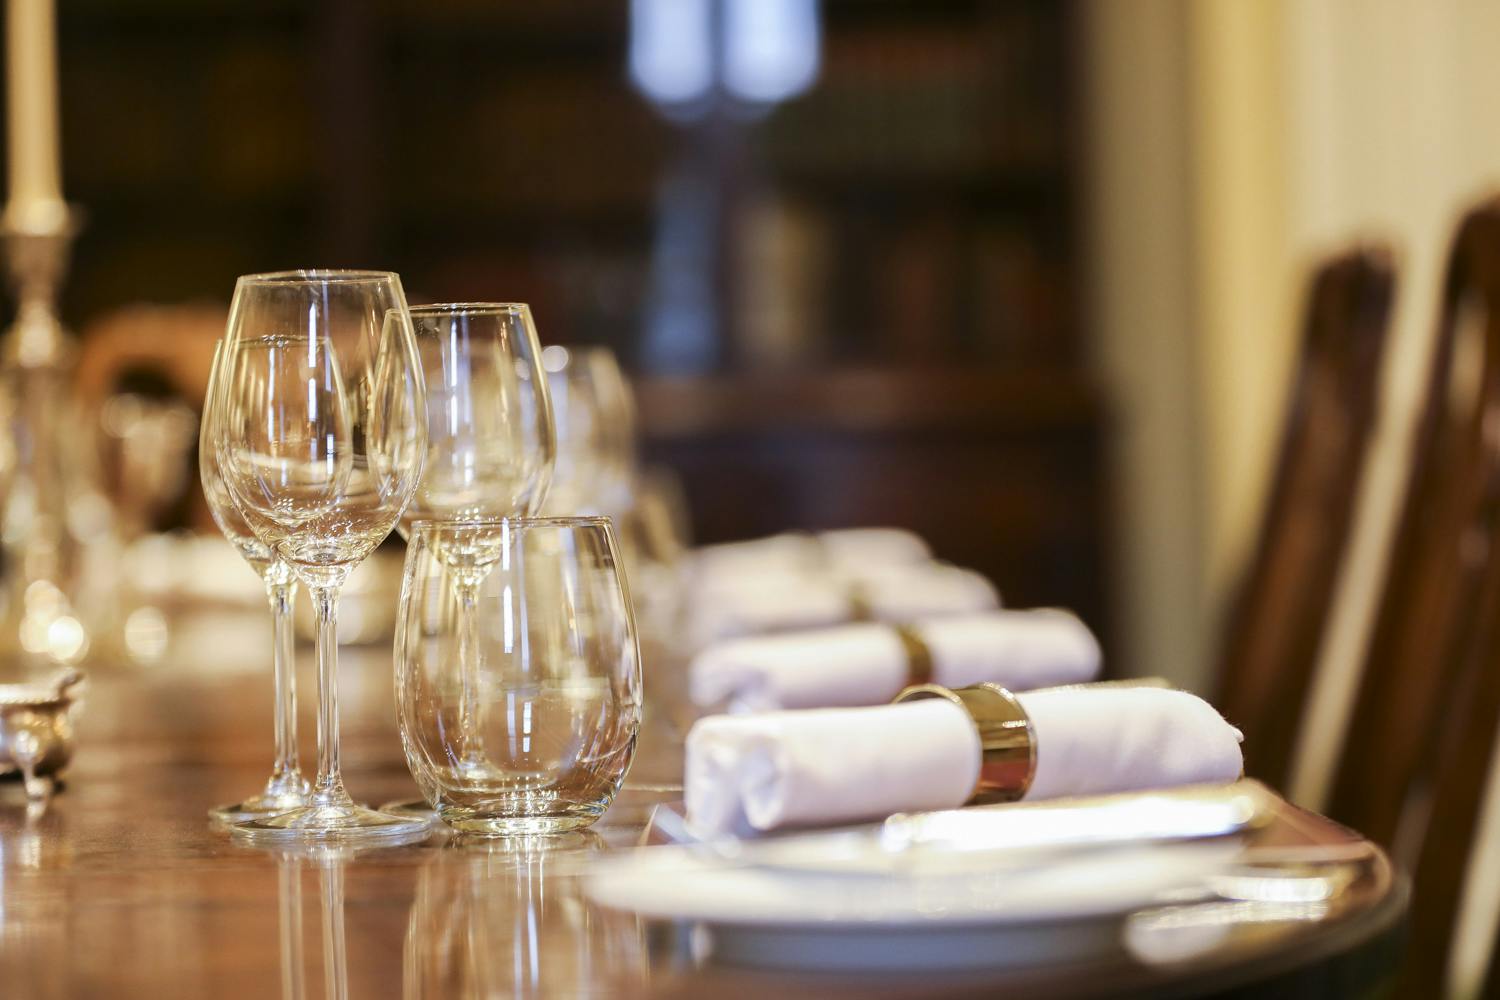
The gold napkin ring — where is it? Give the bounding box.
[893,682,1037,804]
[893,624,935,686]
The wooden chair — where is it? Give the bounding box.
[75,303,227,532]
[1328,200,1500,850]
[1342,200,1500,996]
[1315,197,1500,992]
[1216,247,1394,790]
[75,302,226,412]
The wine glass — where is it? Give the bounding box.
[539,346,636,516]
[211,269,428,844]
[383,302,556,817]
[199,340,310,824]
[396,517,642,835]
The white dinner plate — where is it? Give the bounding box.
[583,787,1261,972]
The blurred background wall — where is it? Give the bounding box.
[33,0,1114,666]
[20,0,1500,702]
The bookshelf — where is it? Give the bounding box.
[36,0,1110,654]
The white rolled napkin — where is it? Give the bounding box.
[689,562,999,646]
[684,686,1243,837]
[1020,687,1244,799]
[685,699,981,838]
[859,564,998,621]
[691,534,819,580]
[691,609,1101,713]
[817,528,932,568]
[689,528,932,588]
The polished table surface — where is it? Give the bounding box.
[0,608,1406,999]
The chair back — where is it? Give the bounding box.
[1329,201,1500,855]
[1217,248,1394,788]
[1351,201,1500,995]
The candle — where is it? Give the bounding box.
[5,0,66,231]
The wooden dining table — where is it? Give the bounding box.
[0,606,1407,998]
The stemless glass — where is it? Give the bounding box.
[200,340,310,824]
[383,303,557,819]
[539,346,636,516]
[396,518,642,835]
[212,270,427,844]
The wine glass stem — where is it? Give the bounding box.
[267,577,302,789]
[456,581,482,765]
[309,583,348,807]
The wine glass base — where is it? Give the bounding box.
[230,802,433,847]
[378,798,437,820]
[209,785,312,827]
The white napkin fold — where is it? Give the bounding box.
[685,699,981,838]
[817,528,932,568]
[691,533,820,580]
[1020,687,1245,799]
[691,610,1101,713]
[688,563,999,646]
[688,529,935,602]
[684,686,1244,837]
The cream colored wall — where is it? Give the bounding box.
[1187,0,1299,602]
[1080,0,1299,690]
[1080,0,1209,690]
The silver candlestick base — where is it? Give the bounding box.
[0,210,92,677]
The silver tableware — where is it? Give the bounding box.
[0,667,84,801]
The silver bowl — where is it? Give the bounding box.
[0,668,84,801]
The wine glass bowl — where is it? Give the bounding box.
[216,272,425,581]
[402,303,554,535]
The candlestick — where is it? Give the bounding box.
[0,0,87,676]
[0,218,89,676]
[4,0,67,234]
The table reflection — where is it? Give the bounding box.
[274,845,347,1000]
[403,833,648,999]
[276,852,309,1000]
[0,789,71,1000]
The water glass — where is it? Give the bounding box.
[396,517,642,835]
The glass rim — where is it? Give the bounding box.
[237,269,401,286]
[406,515,612,533]
[408,302,531,317]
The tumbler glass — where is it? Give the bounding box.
[396,517,642,835]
